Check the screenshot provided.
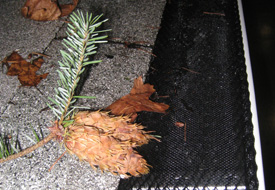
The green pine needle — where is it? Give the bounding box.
[0,133,19,159]
[73,95,96,99]
[30,125,41,143]
[48,10,109,124]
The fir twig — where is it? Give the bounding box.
[0,10,109,163]
[47,10,109,124]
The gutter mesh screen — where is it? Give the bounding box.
[118,0,258,189]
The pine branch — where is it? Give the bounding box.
[48,10,109,124]
[0,10,109,163]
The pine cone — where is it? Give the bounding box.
[63,111,156,177]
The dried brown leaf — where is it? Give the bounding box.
[60,0,79,17]
[105,76,169,117]
[175,122,185,128]
[2,51,48,86]
[21,0,79,21]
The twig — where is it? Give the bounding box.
[157,95,170,98]
[137,48,157,57]
[35,86,45,96]
[184,123,187,142]
[146,25,161,30]
[28,52,51,59]
[0,133,55,163]
[107,38,156,56]
[49,150,67,171]
[181,66,200,74]
[203,12,225,16]
[39,105,54,113]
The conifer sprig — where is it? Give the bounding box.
[0,10,110,164]
[47,10,109,123]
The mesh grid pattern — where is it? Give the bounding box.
[118,0,258,189]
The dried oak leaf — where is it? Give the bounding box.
[105,76,169,118]
[21,0,79,21]
[3,51,48,86]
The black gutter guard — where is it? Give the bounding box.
[118,0,258,189]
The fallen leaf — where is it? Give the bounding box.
[60,0,79,17]
[21,0,79,21]
[105,76,169,118]
[175,122,184,128]
[2,51,48,86]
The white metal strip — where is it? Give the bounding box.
[237,0,266,189]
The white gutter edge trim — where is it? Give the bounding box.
[237,0,266,189]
